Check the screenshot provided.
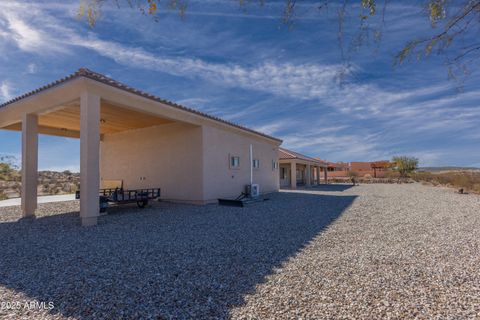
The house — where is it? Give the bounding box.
[316,160,392,179]
[278,148,327,189]
[350,161,391,178]
[317,160,350,177]
[0,68,282,226]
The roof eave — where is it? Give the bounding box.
[0,68,282,144]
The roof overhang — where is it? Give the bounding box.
[278,147,327,167]
[279,158,327,167]
[0,69,283,145]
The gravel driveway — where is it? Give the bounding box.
[0,183,479,319]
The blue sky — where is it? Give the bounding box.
[0,0,479,171]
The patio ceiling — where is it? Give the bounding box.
[2,100,175,139]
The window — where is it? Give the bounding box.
[272,160,278,170]
[253,159,260,169]
[230,155,240,168]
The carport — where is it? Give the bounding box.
[0,68,282,226]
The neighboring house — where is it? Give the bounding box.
[317,160,350,177]
[350,161,391,178]
[350,162,374,173]
[367,161,392,178]
[0,68,282,226]
[317,160,392,178]
[278,148,327,189]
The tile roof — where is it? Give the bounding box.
[279,148,326,165]
[0,68,282,143]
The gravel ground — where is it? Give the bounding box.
[0,183,479,319]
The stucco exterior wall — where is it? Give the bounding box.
[100,122,204,203]
[350,162,373,172]
[201,126,280,202]
[327,171,350,178]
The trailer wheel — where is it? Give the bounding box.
[137,200,148,208]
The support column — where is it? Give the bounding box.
[80,91,101,226]
[21,113,38,217]
[306,165,311,187]
[324,168,328,184]
[316,166,320,185]
[290,161,297,189]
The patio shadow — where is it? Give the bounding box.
[311,184,355,192]
[0,191,356,319]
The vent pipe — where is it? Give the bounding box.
[249,144,253,185]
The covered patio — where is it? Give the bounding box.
[278,148,328,189]
[0,68,281,226]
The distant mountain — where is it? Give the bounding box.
[418,166,480,172]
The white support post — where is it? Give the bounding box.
[316,166,320,185]
[306,165,311,187]
[21,113,38,217]
[290,161,296,189]
[80,91,101,226]
[324,168,328,184]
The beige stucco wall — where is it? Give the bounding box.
[100,122,204,203]
[202,125,280,202]
[100,122,280,204]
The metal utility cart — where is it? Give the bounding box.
[76,187,161,213]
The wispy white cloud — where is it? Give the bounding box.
[0,1,462,121]
[0,81,12,101]
[174,97,209,108]
[409,151,444,167]
[0,2,380,108]
[0,1,479,167]
[281,130,383,162]
[253,120,295,136]
[0,4,68,54]
[71,33,351,101]
[27,62,38,74]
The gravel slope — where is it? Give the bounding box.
[0,183,479,319]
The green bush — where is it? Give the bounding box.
[392,156,419,177]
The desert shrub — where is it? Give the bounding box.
[473,184,480,193]
[0,163,20,181]
[0,190,7,200]
[392,156,419,177]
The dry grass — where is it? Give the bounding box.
[412,171,480,193]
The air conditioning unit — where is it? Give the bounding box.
[246,184,260,198]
